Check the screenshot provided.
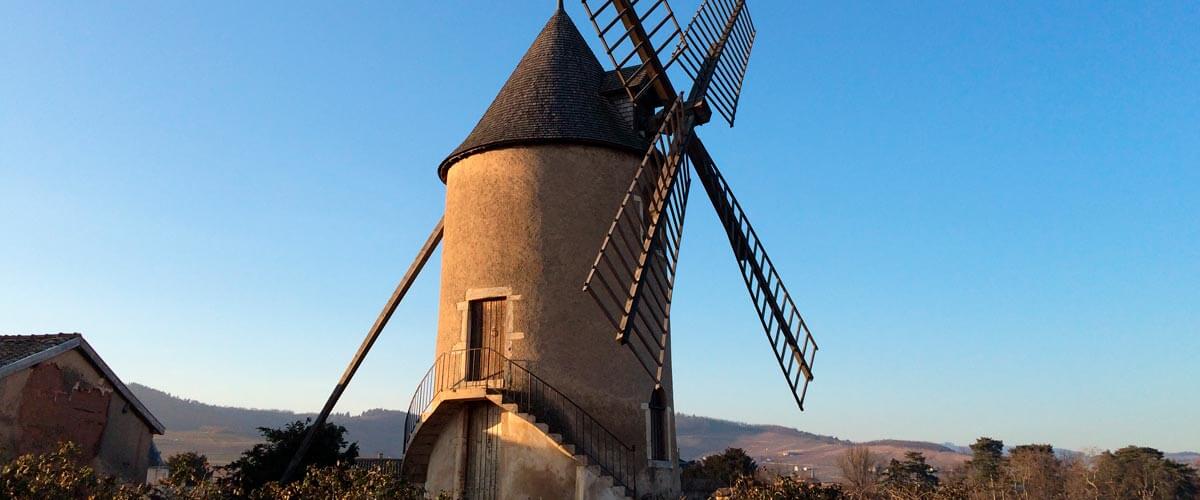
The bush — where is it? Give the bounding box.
[220,419,359,495]
[879,451,939,499]
[682,447,760,497]
[250,464,425,500]
[166,452,212,488]
[724,475,844,499]
[0,441,148,500]
[0,439,426,500]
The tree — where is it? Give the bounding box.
[166,451,212,487]
[681,447,759,497]
[156,451,227,499]
[701,447,759,486]
[932,468,971,500]
[221,419,359,496]
[838,445,880,499]
[1093,446,1199,500]
[965,437,1008,499]
[1061,453,1100,500]
[1007,444,1063,499]
[879,452,939,500]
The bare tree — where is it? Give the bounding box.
[1008,444,1064,499]
[1062,453,1100,500]
[839,445,881,499]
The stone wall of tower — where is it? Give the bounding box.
[434,143,680,494]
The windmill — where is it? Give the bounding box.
[283,1,818,498]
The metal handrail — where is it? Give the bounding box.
[402,348,638,496]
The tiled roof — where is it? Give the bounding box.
[0,333,81,369]
[438,7,647,181]
[601,65,649,96]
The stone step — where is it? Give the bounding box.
[494,401,633,498]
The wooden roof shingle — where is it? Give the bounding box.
[438,7,646,181]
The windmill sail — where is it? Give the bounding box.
[689,141,817,409]
[584,97,692,382]
[581,0,684,104]
[677,0,756,125]
[580,0,818,409]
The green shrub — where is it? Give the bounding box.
[250,464,424,500]
[0,441,148,500]
[220,419,358,495]
[724,475,844,499]
[166,452,212,488]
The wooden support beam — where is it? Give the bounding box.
[281,216,445,482]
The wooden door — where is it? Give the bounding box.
[462,402,499,499]
[467,298,504,380]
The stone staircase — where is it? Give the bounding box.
[497,401,632,500]
[401,381,634,499]
[400,350,638,498]
[397,393,477,483]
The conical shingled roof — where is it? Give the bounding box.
[438,7,646,181]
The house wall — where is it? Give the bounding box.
[0,349,155,483]
[434,143,681,496]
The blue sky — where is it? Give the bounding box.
[2,1,1197,453]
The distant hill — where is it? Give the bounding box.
[130,384,303,436]
[128,383,969,475]
[674,414,969,478]
[129,384,406,463]
[128,383,1196,479]
[130,383,971,477]
[1166,452,1200,465]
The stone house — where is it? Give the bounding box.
[0,333,165,482]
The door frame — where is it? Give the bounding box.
[455,287,522,381]
[466,297,505,381]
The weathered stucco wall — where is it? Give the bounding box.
[495,409,576,497]
[423,408,465,496]
[0,370,31,454]
[431,143,681,496]
[96,393,154,482]
[418,401,633,498]
[0,350,155,483]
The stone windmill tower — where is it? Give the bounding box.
[286,2,819,499]
[411,6,676,498]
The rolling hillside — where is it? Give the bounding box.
[132,383,1196,479]
[674,414,969,478]
[130,384,406,463]
[129,383,970,477]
